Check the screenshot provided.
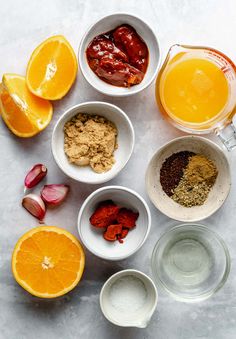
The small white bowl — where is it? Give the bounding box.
[146,136,231,222]
[78,13,161,97]
[77,186,151,260]
[52,101,134,184]
[100,269,158,328]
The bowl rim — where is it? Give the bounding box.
[145,135,231,222]
[51,101,135,184]
[99,268,158,327]
[77,185,152,260]
[78,12,161,97]
[151,223,231,302]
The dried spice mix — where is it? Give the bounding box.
[160,152,218,207]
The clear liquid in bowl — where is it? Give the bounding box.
[151,224,230,302]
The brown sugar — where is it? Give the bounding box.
[64,113,118,173]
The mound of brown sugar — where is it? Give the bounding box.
[64,113,118,173]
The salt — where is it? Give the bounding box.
[109,275,147,313]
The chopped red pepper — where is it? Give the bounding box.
[117,228,129,243]
[117,208,139,229]
[90,200,139,243]
[103,224,123,241]
[90,200,119,228]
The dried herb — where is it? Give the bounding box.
[160,152,218,207]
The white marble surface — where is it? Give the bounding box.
[1,1,236,338]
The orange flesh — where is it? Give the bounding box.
[12,227,85,297]
[0,75,52,137]
[0,87,37,134]
[26,36,77,100]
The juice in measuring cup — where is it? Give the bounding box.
[158,55,229,124]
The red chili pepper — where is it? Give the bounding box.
[103,224,123,241]
[117,208,139,229]
[117,228,129,243]
[90,200,119,228]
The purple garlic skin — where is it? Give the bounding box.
[24,164,47,189]
[22,194,46,221]
[41,184,70,206]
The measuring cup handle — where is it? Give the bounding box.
[217,123,236,151]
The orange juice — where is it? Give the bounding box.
[158,56,229,124]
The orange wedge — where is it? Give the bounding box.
[12,226,85,298]
[26,35,78,100]
[0,74,53,137]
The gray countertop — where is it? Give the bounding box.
[1,0,236,338]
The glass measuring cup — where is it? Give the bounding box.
[156,44,236,151]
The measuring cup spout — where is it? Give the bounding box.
[134,319,149,328]
[134,311,155,328]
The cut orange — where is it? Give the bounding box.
[26,35,78,100]
[0,74,53,137]
[12,226,85,298]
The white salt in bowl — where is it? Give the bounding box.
[77,186,151,260]
[52,101,134,184]
[146,136,231,222]
[78,13,161,96]
[100,269,158,328]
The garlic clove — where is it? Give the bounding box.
[22,194,46,221]
[41,184,70,206]
[24,164,47,189]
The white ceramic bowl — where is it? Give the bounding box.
[77,186,151,260]
[78,13,161,96]
[52,101,135,184]
[100,269,158,328]
[146,136,231,222]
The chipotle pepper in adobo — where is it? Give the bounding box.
[86,24,149,87]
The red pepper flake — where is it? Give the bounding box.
[90,200,139,244]
[90,200,119,228]
[117,228,129,243]
[103,224,123,242]
[117,208,139,229]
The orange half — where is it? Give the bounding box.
[0,74,53,137]
[12,226,85,298]
[26,35,78,100]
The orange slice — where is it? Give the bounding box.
[26,35,78,100]
[0,74,53,137]
[12,226,85,298]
